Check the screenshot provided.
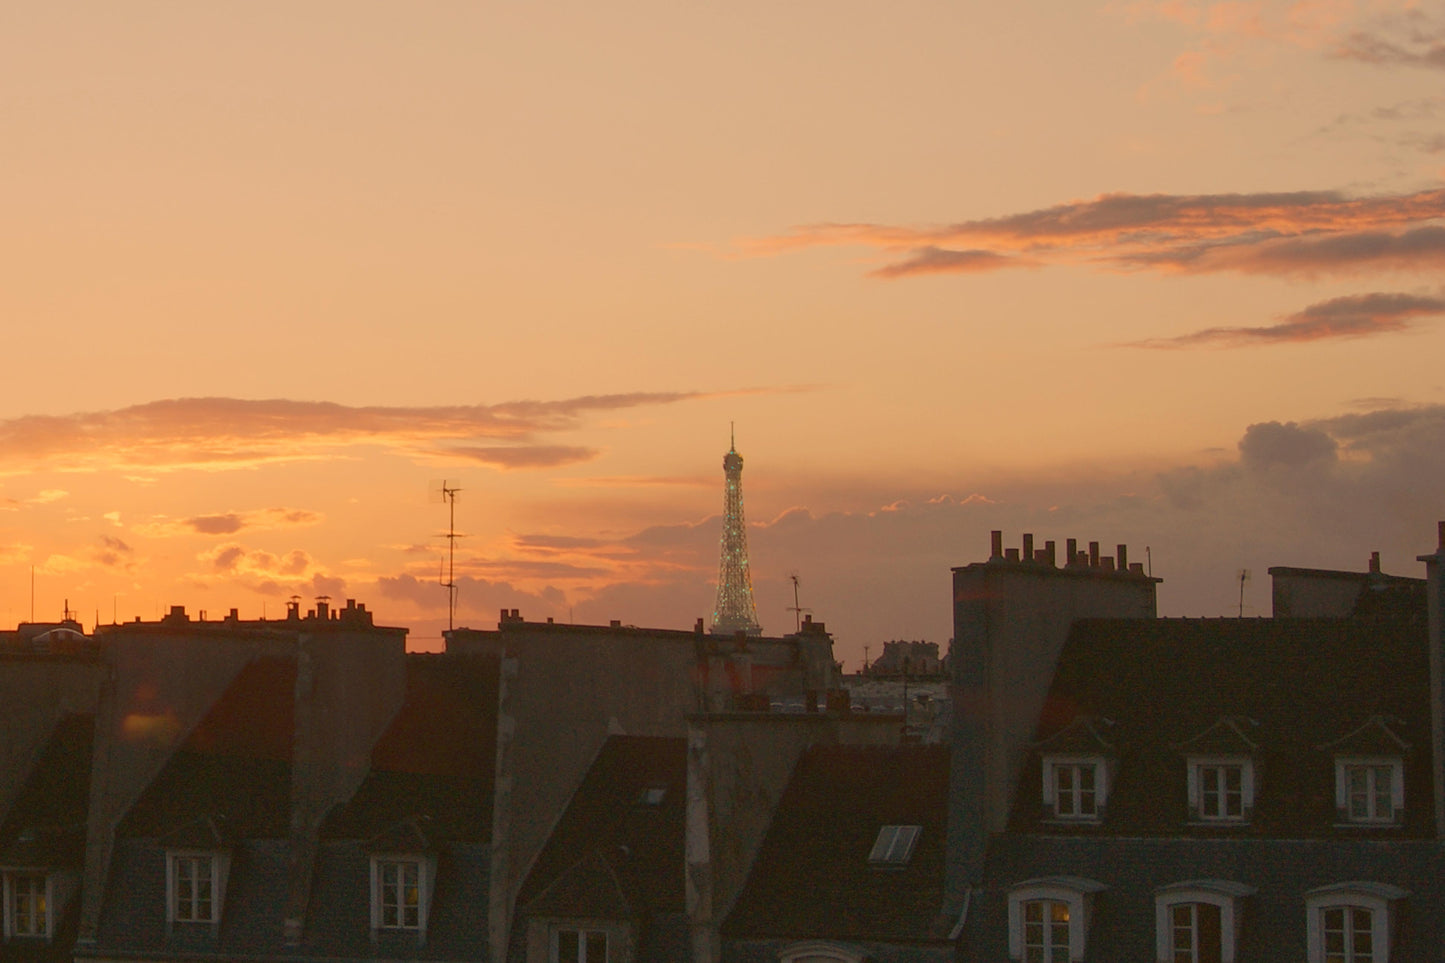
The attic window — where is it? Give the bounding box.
[867,825,920,866]
[3,871,53,941]
[637,786,666,806]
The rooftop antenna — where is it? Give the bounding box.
[431,480,463,632]
[1237,568,1251,618]
[786,573,811,634]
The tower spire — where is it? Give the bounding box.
[711,428,762,636]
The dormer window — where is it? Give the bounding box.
[1189,757,1254,822]
[1034,717,1116,825]
[1042,756,1108,822]
[166,851,228,926]
[868,825,920,866]
[1320,717,1411,827]
[1336,758,1404,825]
[2,871,52,941]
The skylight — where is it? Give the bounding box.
[868,824,921,866]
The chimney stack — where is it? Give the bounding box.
[1117,544,1128,572]
[1066,538,1078,566]
[1089,541,1100,567]
[991,530,1004,559]
[1022,533,1034,563]
[1044,540,1057,567]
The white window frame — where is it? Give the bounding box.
[1041,755,1108,823]
[2,870,54,941]
[165,851,228,927]
[867,825,921,866]
[1304,883,1407,963]
[1186,756,1254,823]
[551,925,609,962]
[1334,757,1404,825]
[778,940,866,963]
[369,854,435,938]
[1154,881,1255,963]
[1007,877,1106,962]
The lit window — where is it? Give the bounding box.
[1335,758,1403,825]
[370,856,433,936]
[1007,877,1106,962]
[166,852,226,925]
[1304,883,1407,963]
[553,927,607,962]
[637,786,666,806]
[1022,900,1070,962]
[3,871,51,940]
[378,860,420,929]
[1187,757,1254,823]
[1041,756,1108,822]
[1155,881,1253,963]
[867,825,920,866]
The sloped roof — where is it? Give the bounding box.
[119,657,296,839]
[722,744,951,943]
[322,653,499,845]
[1009,615,1434,838]
[516,735,686,918]
[0,712,94,867]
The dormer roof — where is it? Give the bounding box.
[1318,715,1412,756]
[1173,716,1259,755]
[1034,716,1115,755]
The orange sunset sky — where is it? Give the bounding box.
[3,1,1445,665]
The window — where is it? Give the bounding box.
[1305,883,1407,963]
[1041,756,1108,822]
[868,825,920,866]
[166,852,226,926]
[3,871,51,941]
[378,859,420,929]
[1335,758,1403,825]
[1155,882,1253,963]
[370,856,433,936]
[1008,877,1106,962]
[1187,757,1254,823]
[778,941,865,963]
[553,927,607,962]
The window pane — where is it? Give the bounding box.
[557,930,580,963]
[585,932,608,962]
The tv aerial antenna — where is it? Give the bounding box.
[430,480,464,631]
[786,573,812,634]
[1237,568,1251,618]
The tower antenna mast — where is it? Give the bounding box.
[786,573,811,634]
[436,480,462,632]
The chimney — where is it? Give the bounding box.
[1044,540,1057,567]
[991,530,1004,559]
[1370,551,1381,573]
[1089,541,1100,567]
[1066,538,1078,566]
[1022,533,1034,563]
[1117,544,1128,571]
[1417,521,1445,836]
[1005,548,1020,561]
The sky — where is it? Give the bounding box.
[3,1,1445,665]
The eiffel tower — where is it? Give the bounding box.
[711,426,762,636]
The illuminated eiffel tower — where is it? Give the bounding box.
[711,426,762,636]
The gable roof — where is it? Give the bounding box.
[516,735,685,919]
[119,657,296,839]
[1009,615,1434,838]
[722,744,951,943]
[0,712,94,867]
[321,653,500,845]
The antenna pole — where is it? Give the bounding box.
[440,480,462,632]
[790,574,801,633]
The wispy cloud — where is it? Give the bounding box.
[741,187,1445,280]
[134,507,324,538]
[1334,8,1445,69]
[1125,292,1445,348]
[0,392,732,475]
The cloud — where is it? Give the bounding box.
[1334,10,1445,70]
[440,445,600,469]
[93,534,137,570]
[1238,420,1339,471]
[1124,291,1445,347]
[741,187,1445,281]
[0,391,730,475]
[28,490,69,505]
[199,542,316,579]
